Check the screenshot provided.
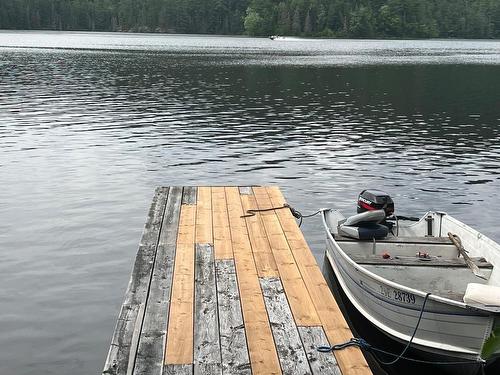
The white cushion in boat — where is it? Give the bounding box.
[463,283,500,306]
[343,210,386,226]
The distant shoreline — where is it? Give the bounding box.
[1,29,499,41]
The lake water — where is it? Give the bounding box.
[1,31,499,375]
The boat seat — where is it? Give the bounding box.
[351,254,493,268]
[464,283,500,306]
[334,234,453,245]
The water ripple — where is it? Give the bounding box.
[0,34,500,375]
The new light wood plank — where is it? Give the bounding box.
[215,260,251,375]
[266,186,372,375]
[225,187,282,375]
[212,187,233,259]
[103,187,168,375]
[240,194,279,277]
[196,187,213,244]
[298,327,341,375]
[194,243,222,375]
[260,277,311,375]
[165,204,196,365]
[183,186,198,205]
[134,187,183,375]
[252,187,321,326]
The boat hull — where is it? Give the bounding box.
[322,213,495,363]
[323,258,490,375]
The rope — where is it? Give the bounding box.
[315,292,483,368]
[377,292,431,365]
[240,204,321,227]
[240,204,291,218]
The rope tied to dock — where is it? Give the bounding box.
[316,292,486,369]
[241,204,321,227]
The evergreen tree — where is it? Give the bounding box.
[0,0,497,38]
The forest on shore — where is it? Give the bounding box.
[1,0,499,39]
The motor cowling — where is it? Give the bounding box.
[357,189,394,217]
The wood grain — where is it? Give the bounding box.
[225,187,282,375]
[240,194,278,277]
[252,187,321,326]
[182,186,198,205]
[260,277,311,375]
[215,259,251,375]
[165,204,196,364]
[194,243,222,375]
[196,187,213,244]
[212,187,233,259]
[134,187,183,375]
[298,326,341,375]
[266,186,372,375]
[163,364,193,375]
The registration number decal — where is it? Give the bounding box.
[379,285,416,304]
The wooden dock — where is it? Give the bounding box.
[103,186,372,375]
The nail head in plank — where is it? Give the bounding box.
[260,277,311,375]
[298,327,341,375]
[265,186,372,375]
[225,187,282,375]
[102,187,169,375]
[165,205,196,364]
[215,260,251,375]
[194,243,222,375]
[134,186,183,375]
[182,186,198,205]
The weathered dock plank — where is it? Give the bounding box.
[105,186,372,375]
[225,187,282,375]
[298,326,341,375]
[164,364,193,375]
[194,243,222,375]
[103,187,168,375]
[133,187,183,375]
[238,186,252,195]
[260,277,311,375]
[215,259,251,375]
[182,186,198,205]
[165,204,196,364]
[266,186,372,375]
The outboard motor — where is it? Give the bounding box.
[337,190,394,240]
[357,189,394,217]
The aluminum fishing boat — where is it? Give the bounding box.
[321,190,500,371]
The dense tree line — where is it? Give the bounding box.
[0,0,498,38]
[244,0,500,38]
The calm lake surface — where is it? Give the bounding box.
[1,31,499,375]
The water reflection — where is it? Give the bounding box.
[0,35,499,375]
